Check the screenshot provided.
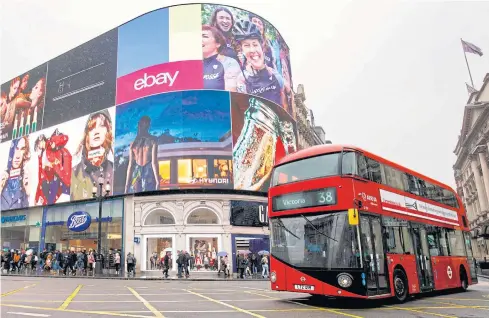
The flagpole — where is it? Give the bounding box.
[461,38,475,87]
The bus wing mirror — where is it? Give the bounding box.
[348,208,359,226]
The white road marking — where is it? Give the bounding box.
[6,312,50,317]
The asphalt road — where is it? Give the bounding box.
[1,276,489,318]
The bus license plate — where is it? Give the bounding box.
[294,284,314,291]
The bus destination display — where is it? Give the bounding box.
[272,187,337,211]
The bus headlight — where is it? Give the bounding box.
[270,271,277,283]
[337,273,353,288]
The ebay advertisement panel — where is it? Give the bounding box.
[115,60,204,105]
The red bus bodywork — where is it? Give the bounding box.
[268,144,477,300]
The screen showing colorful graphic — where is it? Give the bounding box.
[43,29,118,129]
[231,92,297,192]
[113,90,232,194]
[0,64,48,143]
[1,4,297,211]
[117,8,170,78]
[0,107,116,210]
[202,4,295,118]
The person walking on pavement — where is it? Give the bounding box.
[87,251,95,275]
[261,255,269,278]
[176,251,184,278]
[115,252,121,275]
[62,250,72,276]
[184,251,191,278]
[238,254,247,279]
[126,252,136,277]
[162,252,170,279]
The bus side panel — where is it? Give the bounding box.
[387,254,420,295]
[431,256,453,290]
[270,256,287,291]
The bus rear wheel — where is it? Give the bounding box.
[460,269,468,292]
[393,269,408,303]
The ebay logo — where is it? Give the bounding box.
[134,71,179,91]
[116,60,204,105]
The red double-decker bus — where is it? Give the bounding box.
[268,144,478,302]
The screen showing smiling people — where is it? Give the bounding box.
[201,4,295,119]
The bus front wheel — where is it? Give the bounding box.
[393,269,408,303]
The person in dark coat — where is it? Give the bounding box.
[163,252,170,279]
[184,251,191,278]
[238,254,247,279]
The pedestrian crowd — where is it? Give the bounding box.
[2,248,270,279]
[1,248,122,276]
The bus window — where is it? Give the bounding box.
[447,229,466,256]
[382,216,413,254]
[383,166,404,191]
[271,153,341,186]
[426,227,442,256]
[403,173,421,196]
[439,229,451,256]
[366,157,383,184]
[341,152,357,175]
[357,154,369,179]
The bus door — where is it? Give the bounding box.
[360,215,390,296]
[411,223,434,291]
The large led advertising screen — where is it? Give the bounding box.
[1,3,298,212]
[0,64,48,143]
[1,108,116,210]
[201,4,295,119]
[113,90,232,194]
[43,29,118,129]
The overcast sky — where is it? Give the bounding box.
[2,0,489,188]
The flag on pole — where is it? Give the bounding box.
[461,39,483,56]
[466,82,478,94]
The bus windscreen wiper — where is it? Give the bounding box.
[276,218,300,240]
[301,214,338,242]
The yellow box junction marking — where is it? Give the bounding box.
[386,305,457,318]
[0,303,151,318]
[127,287,164,317]
[184,289,266,318]
[1,284,36,297]
[58,284,83,310]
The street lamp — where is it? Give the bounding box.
[92,173,111,275]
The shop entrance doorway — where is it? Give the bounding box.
[142,235,176,271]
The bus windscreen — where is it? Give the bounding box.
[271,153,341,186]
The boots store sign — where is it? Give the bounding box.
[67,211,92,232]
[115,60,203,105]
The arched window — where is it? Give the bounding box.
[186,208,219,225]
[144,209,175,225]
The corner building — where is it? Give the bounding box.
[453,73,489,261]
[0,3,298,275]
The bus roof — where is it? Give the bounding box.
[276,144,456,193]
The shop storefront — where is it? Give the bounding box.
[1,208,43,251]
[124,193,269,274]
[40,199,124,254]
[230,200,270,273]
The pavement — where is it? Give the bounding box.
[1,276,489,318]
[1,271,268,281]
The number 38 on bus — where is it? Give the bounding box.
[268,144,477,303]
